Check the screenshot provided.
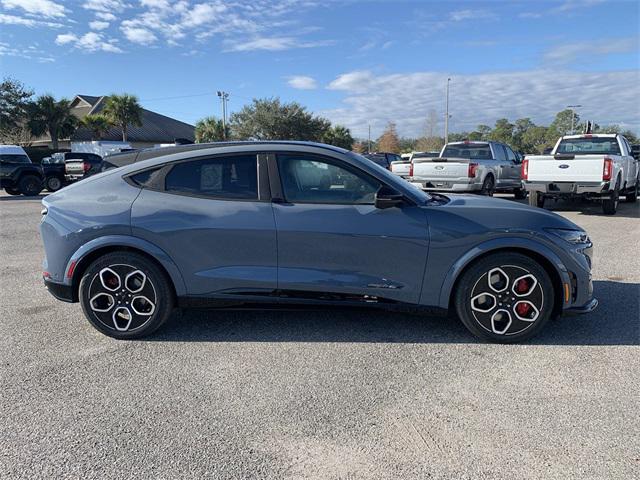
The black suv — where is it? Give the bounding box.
[362,152,403,170]
[0,149,44,196]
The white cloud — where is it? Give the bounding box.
[544,38,637,65]
[121,24,158,44]
[449,9,495,22]
[0,41,55,62]
[83,0,128,13]
[323,69,640,138]
[55,31,123,53]
[181,2,228,27]
[1,0,65,18]
[89,20,109,30]
[226,36,333,52]
[287,75,317,90]
[95,12,116,21]
[0,13,63,28]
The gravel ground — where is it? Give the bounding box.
[1,191,638,480]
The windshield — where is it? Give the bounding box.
[442,144,492,160]
[556,137,621,155]
[0,154,30,163]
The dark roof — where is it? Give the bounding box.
[70,95,195,144]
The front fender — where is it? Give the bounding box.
[437,236,571,309]
[65,235,187,296]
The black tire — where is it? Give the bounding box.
[79,252,175,339]
[529,190,545,208]
[625,180,638,203]
[4,187,20,195]
[602,179,620,215]
[480,175,495,196]
[18,175,43,196]
[514,187,527,199]
[454,252,555,343]
[45,176,64,192]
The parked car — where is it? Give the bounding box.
[41,156,66,192]
[362,152,403,170]
[410,141,527,198]
[390,151,439,179]
[40,141,597,343]
[523,133,639,215]
[0,145,44,196]
[58,152,104,182]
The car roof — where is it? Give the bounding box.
[104,141,350,167]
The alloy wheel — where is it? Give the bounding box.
[87,264,157,332]
[469,265,544,336]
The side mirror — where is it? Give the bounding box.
[375,185,404,209]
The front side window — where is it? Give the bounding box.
[0,154,30,164]
[277,154,380,204]
[165,155,258,200]
[504,146,517,162]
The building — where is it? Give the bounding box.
[33,95,195,150]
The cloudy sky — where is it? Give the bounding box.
[1,0,639,138]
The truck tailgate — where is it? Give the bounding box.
[390,162,411,177]
[526,155,605,182]
[412,157,468,180]
[65,160,85,176]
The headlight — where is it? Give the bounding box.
[545,228,590,245]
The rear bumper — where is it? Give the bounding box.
[409,178,482,192]
[523,181,608,195]
[44,278,76,303]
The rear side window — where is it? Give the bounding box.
[557,138,621,155]
[129,167,163,187]
[165,155,258,200]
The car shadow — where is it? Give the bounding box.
[499,194,640,219]
[0,194,48,201]
[147,281,639,346]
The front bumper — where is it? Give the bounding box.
[44,277,76,303]
[564,297,598,315]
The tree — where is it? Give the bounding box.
[80,114,112,140]
[27,95,77,150]
[549,109,579,136]
[103,94,143,142]
[489,118,515,145]
[351,141,367,153]
[415,136,443,151]
[476,124,492,139]
[377,122,400,153]
[194,116,228,143]
[522,126,550,154]
[0,77,33,131]
[321,125,354,149]
[229,97,330,141]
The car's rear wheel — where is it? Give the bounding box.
[45,176,63,192]
[625,179,638,203]
[480,175,495,196]
[4,187,20,195]
[18,175,43,196]
[602,179,620,215]
[529,190,545,208]
[514,187,527,199]
[454,252,555,343]
[79,252,174,339]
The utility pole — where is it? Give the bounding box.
[217,91,229,140]
[444,78,451,144]
[368,124,371,153]
[567,104,582,134]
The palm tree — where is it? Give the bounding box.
[27,95,77,150]
[194,116,228,143]
[80,114,113,140]
[103,94,143,142]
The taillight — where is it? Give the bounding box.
[83,161,91,173]
[409,162,414,177]
[468,162,478,178]
[602,158,613,181]
[522,159,529,180]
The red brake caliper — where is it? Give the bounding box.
[516,278,529,294]
[516,303,531,316]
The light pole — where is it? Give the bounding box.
[567,104,582,134]
[444,78,451,144]
[368,124,371,153]
[217,91,229,139]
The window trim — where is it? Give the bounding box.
[272,151,384,206]
[123,152,270,203]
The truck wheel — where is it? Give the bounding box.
[4,187,21,195]
[625,181,638,203]
[514,188,527,200]
[45,176,63,192]
[480,175,495,196]
[18,175,43,196]
[602,182,620,215]
[529,191,545,208]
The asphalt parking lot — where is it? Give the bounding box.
[1,191,638,479]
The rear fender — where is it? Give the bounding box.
[437,236,570,309]
[64,235,187,296]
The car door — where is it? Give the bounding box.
[502,145,522,186]
[491,143,510,187]
[130,153,278,296]
[269,152,429,304]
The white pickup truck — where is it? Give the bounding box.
[523,134,639,215]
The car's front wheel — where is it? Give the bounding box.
[4,187,20,195]
[454,252,555,343]
[45,176,63,192]
[79,252,175,339]
[18,175,43,196]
